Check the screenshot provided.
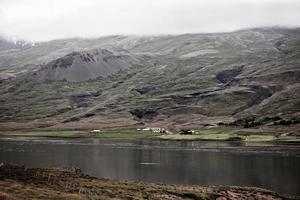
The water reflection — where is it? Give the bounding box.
[0,138,299,195]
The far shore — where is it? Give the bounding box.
[0,127,299,143]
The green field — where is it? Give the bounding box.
[0,130,161,139]
[93,130,161,138]
[0,131,81,137]
[0,128,299,142]
[158,127,300,142]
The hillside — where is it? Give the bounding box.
[32,48,138,82]
[0,37,33,52]
[0,27,299,130]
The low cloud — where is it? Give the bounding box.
[1,0,300,41]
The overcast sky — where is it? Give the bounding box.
[1,0,300,41]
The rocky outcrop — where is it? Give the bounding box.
[216,66,244,84]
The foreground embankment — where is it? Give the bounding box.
[0,164,298,200]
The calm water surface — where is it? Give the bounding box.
[0,137,299,195]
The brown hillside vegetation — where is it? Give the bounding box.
[0,164,298,200]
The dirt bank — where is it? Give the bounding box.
[0,164,298,200]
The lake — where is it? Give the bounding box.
[0,137,299,195]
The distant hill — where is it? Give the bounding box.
[0,37,33,51]
[0,27,299,130]
[32,48,138,82]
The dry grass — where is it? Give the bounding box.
[0,192,16,200]
[0,165,297,200]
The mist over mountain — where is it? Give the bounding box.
[0,27,299,130]
[0,37,33,52]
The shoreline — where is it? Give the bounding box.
[1,135,300,157]
[1,135,300,146]
[0,164,299,200]
[0,128,300,144]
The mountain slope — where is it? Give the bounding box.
[0,27,299,130]
[0,37,33,51]
[33,48,138,82]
